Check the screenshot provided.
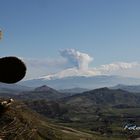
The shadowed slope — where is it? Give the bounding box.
[0,99,94,140]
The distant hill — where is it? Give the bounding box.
[60,87,140,107]
[26,87,140,120]
[25,87,140,139]
[34,85,59,93]
[16,85,68,101]
[111,84,140,93]
[20,75,140,89]
[2,86,140,121]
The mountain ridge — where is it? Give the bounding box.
[111,84,140,93]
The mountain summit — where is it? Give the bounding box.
[34,85,58,92]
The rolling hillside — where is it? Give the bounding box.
[0,98,95,140]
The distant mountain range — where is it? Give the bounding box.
[26,87,140,128]
[0,82,33,94]
[24,87,140,118]
[60,87,140,107]
[20,75,140,89]
[1,84,140,139]
[1,80,140,101]
[111,84,140,93]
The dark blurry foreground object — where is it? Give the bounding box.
[0,57,26,83]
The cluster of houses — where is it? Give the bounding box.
[124,123,140,130]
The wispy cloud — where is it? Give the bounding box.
[96,62,139,73]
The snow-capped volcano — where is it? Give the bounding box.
[40,67,101,80]
[20,75,140,90]
[20,49,140,89]
[41,49,138,80]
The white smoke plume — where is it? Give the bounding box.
[60,49,93,70]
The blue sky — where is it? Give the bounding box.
[0,0,140,79]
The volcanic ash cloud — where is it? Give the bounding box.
[60,49,93,70]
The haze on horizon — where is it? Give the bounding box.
[0,0,140,80]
